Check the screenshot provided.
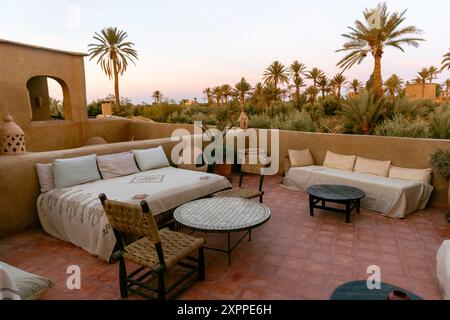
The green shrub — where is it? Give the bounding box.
[318,96,342,116]
[249,114,272,129]
[429,104,450,139]
[319,116,344,133]
[374,114,430,138]
[431,149,450,180]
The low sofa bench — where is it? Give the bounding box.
[283,150,433,219]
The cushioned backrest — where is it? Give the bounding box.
[354,156,391,177]
[323,151,356,172]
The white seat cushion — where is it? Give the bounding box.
[437,240,450,300]
[53,154,101,188]
[0,262,54,300]
[132,146,170,171]
[97,152,139,179]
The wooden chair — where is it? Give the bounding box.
[99,194,205,300]
[212,154,266,203]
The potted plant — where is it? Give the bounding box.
[201,108,245,179]
[431,149,450,222]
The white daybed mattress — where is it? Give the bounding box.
[283,165,433,219]
[37,166,231,261]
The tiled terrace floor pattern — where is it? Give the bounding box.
[0,175,448,300]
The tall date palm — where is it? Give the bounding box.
[234,77,252,110]
[440,49,450,72]
[336,3,424,99]
[289,60,307,104]
[88,27,138,110]
[263,61,289,100]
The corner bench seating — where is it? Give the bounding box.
[283,150,433,219]
[30,140,230,262]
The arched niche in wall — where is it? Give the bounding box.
[26,76,72,121]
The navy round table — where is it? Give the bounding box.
[330,280,423,300]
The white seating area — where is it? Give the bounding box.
[283,150,434,218]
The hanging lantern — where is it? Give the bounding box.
[0,115,26,155]
[238,111,249,129]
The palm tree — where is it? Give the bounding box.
[332,73,347,99]
[152,90,163,104]
[416,68,430,98]
[317,76,329,98]
[292,77,306,106]
[339,91,384,134]
[220,84,233,104]
[336,3,424,99]
[428,66,439,83]
[289,61,307,104]
[443,79,450,92]
[347,79,364,95]
[440,49,450,72]
[305,86,319,103]
[252,82,265,109]
[328,79,337,96]
[263,61,289,99]
[383,74,403,98]
[88,27,138,109]
[305,68,325,89]
[202,88,213,106]
[234,77,252,110]
[213,86,223,106]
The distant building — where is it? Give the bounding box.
[181,98,198,106]
[405,83,439,101]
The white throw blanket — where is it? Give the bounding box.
[0,264,20,300]
[37,167,231,261]
[283,166,433,219]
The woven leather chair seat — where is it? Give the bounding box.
[213,188,263,200]
[123,229,205,269]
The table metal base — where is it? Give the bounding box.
[309,195,360,223]
[203,230,252,265]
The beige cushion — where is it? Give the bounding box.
[388,166,433,184]
[322,151,356,172]
[36,163,55,193]
[288,149,314,167]
[97,152,139,179]
[354,156,391,177]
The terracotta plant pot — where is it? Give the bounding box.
[213,164,232,178]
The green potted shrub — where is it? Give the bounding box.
[431,149,450,221]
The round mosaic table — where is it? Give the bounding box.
[330,281,423,300]
[174,197,271,265]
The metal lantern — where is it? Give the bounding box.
[0,115,26,155]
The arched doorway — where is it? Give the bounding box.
[26,76,70,121]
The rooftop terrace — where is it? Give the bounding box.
[1,174,448,300]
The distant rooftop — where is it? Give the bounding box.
[0,38,88,57]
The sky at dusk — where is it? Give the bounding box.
[1,0,449,103]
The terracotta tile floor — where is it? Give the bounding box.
[0,174,449,300]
